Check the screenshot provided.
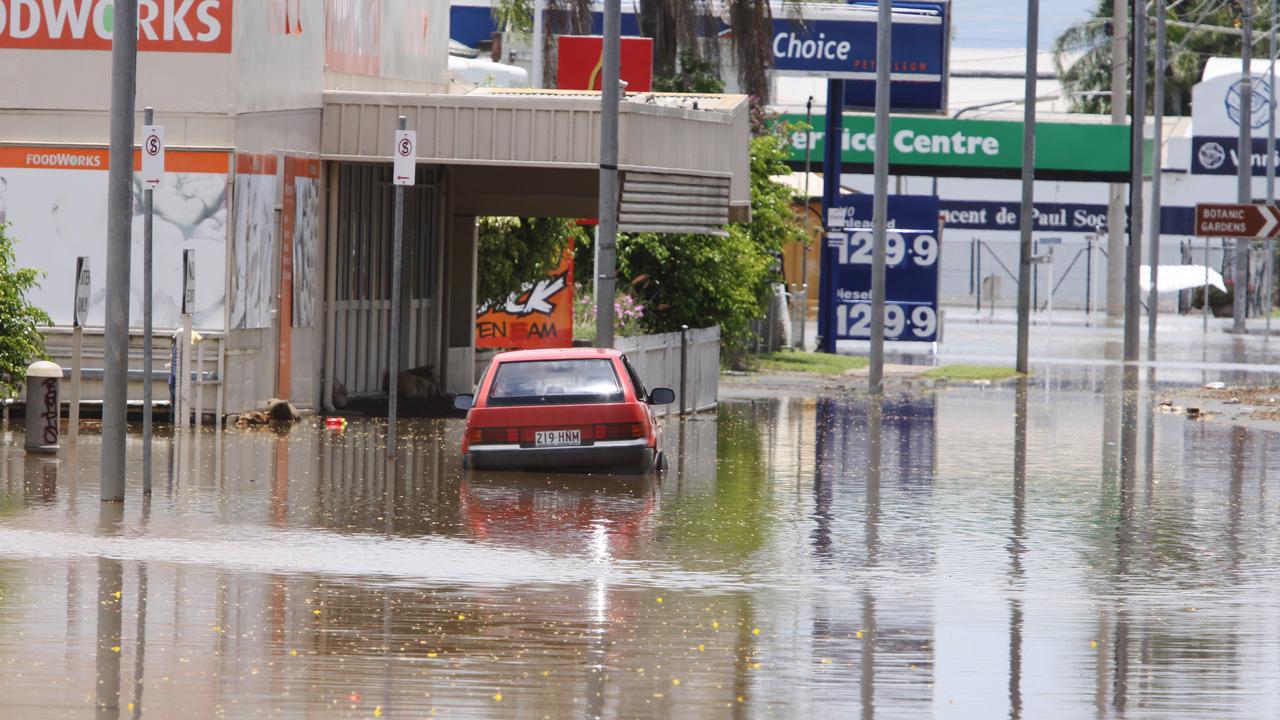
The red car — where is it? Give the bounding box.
[453,348,675,473]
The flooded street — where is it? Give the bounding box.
[4,370,1280,717]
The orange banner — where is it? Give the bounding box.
[0,146,228,172]
[0,0,233,53]
[476,247,574,349]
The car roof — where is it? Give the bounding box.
[492,347,623,362]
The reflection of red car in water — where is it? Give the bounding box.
[454,348,675,473]
[459,476,658,556]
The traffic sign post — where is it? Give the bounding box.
[69,256,90,444]
[1194,203,1280,238]
[142,108,161,493]
[389,117,411,460]
[179,249,194,431]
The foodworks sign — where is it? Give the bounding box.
[0,0,232,52]
[771,113,1131,178]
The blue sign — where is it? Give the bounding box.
[824,195,941,343]
[772,2,949,112]
[938,200,1197,235]
[1191,136,1280,175]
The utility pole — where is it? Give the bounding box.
[1107,0,1130,322]
[868,0,892,394]
[1236,0,1254,333]
[800,95,814,350]
[595,0,621,348]
[1268,0,1276,335]
[532,0,545,88]
[1015,0,1040,374]
[1125,0,1147,363]
[101,0,137,503]
[1148,0,1167,360]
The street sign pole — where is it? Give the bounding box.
[70,257,90,446]
[1236,4,1254,333]
[1125,0,1147,363]
[1015,0,1040,374]
[1148,0,1166,360]
[1268,0,1277,336]
[141,108,163,494]
[102,0,137,503]
[868,0,892,395]
[180,250,194,431]
[389,116,414,461]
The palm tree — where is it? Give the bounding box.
[1054,0,1278,116]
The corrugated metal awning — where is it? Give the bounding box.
[618,170,731,236]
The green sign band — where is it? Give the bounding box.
[771,113,1132,176]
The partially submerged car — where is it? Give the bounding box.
[454,348,675,473]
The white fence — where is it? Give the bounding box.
[617,326,720,416]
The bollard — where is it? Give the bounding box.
[24,361,62,453]
[679,325,689,416]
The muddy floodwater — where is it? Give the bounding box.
[3,370,1280,717]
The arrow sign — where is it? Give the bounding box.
[1194,202,1280,238]
[141,124,164,188]
[393,129,416,186]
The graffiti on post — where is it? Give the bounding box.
[41,377,58,445]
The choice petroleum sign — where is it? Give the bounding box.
[0,0,233,52]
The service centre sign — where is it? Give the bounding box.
[770,113,1132,178]
[0,0,233,52]
[772,2,949,112]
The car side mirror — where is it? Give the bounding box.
[648,387,675,405]
[452,394,474,411]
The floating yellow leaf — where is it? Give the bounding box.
[374,707,383,718]
[737,696,745,703]
[820,659,832,665]
[493,693,503,702]
[698,644,705,652]
[113,591,122,599]
[672,679,681,686]
[752,628,760,636]
[855,631,863,639]
[458,614,466,621]
[711,620,720,629]
[313,609,322,616]
[656,597,664,604]
[1090,640,1098,649]
[111,645,121,653]
[290,649,299,657]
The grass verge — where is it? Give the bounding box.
[922,364,1022,382]
[755,352,869,375]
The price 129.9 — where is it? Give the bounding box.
[828,231,938,267]
[836,303,938,340]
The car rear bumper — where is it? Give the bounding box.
[466,438,654,472]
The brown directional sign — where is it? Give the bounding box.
[1194,203,1280,238]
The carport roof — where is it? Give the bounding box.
[321,88,751,225]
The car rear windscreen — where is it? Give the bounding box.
[487,359,624,406]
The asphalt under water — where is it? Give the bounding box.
[2,371,1280,718]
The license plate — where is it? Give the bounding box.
[535,430,581,447]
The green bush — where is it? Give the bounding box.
[1190,284,1233,314]
[0,224,52,398]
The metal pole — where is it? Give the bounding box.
[1015,0,1039,374]
[595,0,621,348]
[869,0,892,394]
[800,96,814,350]
[532,0,545,88]
[143,106,154,495]
[1268,0,1276,335]
[388,116,406,460]
[976,243,983,314]
[1235,3,1254,333]
[1148,1,1165,360]
[1086,235,1094,315]
[70,323,81,444]
[818,80,845,354]
[1107,0,1130,321]
[1124,0,1147,363]
[679,325,689,415]
[101,0,137,503]
[1205,237,1211,332]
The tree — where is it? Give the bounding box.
[1054,0,1276,116]
[618,131,805,360]
[476,217,587,309]
[495,0,777,102]
[0,224,52,398]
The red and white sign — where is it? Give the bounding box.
[0,0,233,53]
[393,129,416,187]
[556,35,654,92]
[1194,203,1280,238]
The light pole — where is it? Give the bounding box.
[1148,0,1167,360]
[1124,0,1148,363]
[1015,0,1040,374]
[868,0,893,394]
[1235,1,1254,334]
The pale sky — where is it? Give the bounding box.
[950,0,1098,50]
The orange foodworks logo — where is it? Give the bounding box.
[0,0,232,52]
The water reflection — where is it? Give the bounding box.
[2,384,1280,716]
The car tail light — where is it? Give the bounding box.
[470,427,519,444]
[593,423,644,441]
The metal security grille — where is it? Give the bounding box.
[332,163,440,397]
[618,171,731,236]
